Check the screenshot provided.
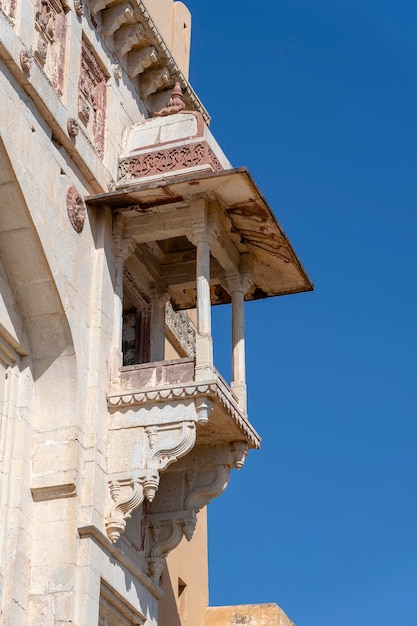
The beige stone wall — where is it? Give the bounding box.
[144,0,192,78]
[206,603,295,626]
[159,508,209,626]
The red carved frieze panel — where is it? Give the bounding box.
[118,141,223,183]
[0,0,17,22]
[78,39,107,159]
[34,0,67,96]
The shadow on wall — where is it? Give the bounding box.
[158,561,182,626]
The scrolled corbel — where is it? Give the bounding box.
[106,475,144,543]
[148,421,197,472]
[186,465,231,512]
[147,510,197,581]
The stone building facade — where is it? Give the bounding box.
[0,0,312,624]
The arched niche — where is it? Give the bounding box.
[0,136,76,424]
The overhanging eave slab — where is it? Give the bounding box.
[86,167,314,301]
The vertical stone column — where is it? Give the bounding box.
[150,286,168,362]
[111,214,131,380]
[227,272,247,411]
[190,197,215,381]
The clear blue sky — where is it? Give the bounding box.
[184,1,417,624]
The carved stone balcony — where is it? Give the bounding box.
[105,358,259,554]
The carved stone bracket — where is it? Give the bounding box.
[146,510,196,581]
[102,2,135,37]
[106,420,197,543]
[106,473,146,543]
[139,67,170,98]
[127,46,158,79]
[146,421,196,472]
[114,23,145,57]
[143,442,249,582]
[20,50,33,72]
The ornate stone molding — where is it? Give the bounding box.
[107,381,260,448]
[106,471,156,542]
[79,38,107,158]
[165,301,196,358]
[66,186,86,233]
[34,0,66,96]
[118,141,222,183]
[106,420,197,542]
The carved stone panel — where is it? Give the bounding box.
[78,39,107,159]
[118,142,222,183]
[34,0,67,96]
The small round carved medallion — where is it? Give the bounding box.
[66,186,86,233]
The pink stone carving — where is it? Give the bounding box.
[0,0,16,22]
[153,82,185,117]
[118,141,223,182]
[79,39,107,158]
[20,50,33,72]
[66,186,86,233]
[34,0,67,96]
[67,117,79,137]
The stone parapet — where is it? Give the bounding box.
[206,603,295,626]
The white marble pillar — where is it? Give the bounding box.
[191,197,214,380]
[228,273,247,410]
[150,286,167,362]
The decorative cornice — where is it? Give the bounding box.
[107,381,260,448]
